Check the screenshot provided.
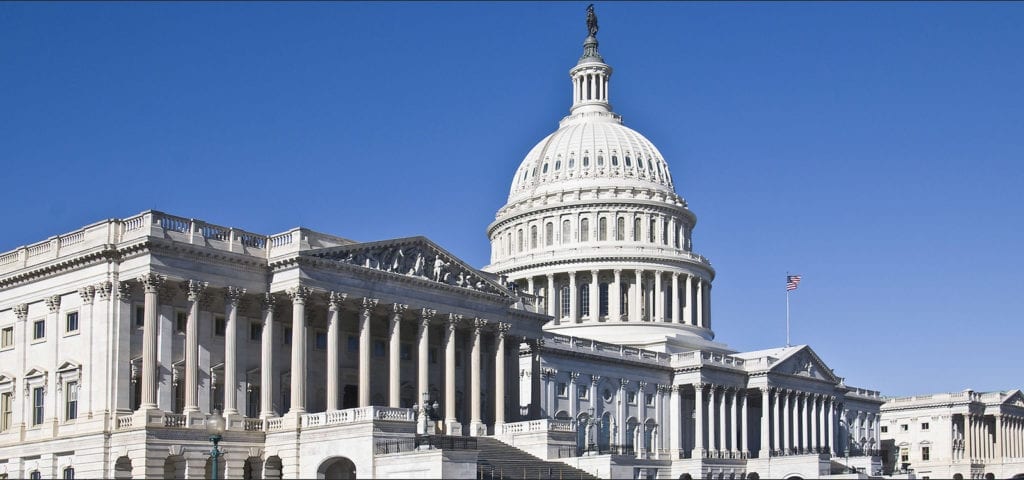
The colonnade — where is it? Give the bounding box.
[961,413,1024,461]
[692,384,749,459]
[132,275,518,435]
[520,269,710,327]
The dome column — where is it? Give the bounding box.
[612,269,623,322]
[654,271,664,322]
[696,278,705,328]
[683,274,693,326]
[569,271,579,323]
[633,270,643,322]
[589,270,599,322]
[546,274,558,323]
[671,273,680,324]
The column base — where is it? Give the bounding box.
[444,419,463,436]
[691,448,705,458]
[759,449,769,458]
[469,421,487,437]
[185,410,208,428]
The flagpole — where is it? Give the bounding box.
[786,288,791,347]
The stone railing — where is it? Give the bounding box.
[163,413,187,427]
[116,414,134,430]
[0,210,357,275]
[499,418,576,435]
[545,333,671,365]
[672,350,745,369]
[265,417,285,431]
[300,406,415,430]
[846,387,882,399]
[243,418,264,431]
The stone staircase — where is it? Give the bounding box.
[475,437,600,480]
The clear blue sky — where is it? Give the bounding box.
[2,2,1022,397]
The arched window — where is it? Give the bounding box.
[530,225,538,249]
[562,220,571,244]
[633,218,642,242]
[638,158,645,170]
[506,232,512,256]
[580,284,590,317]
[662,220,669,245]
[599,283,609,317]
[560,286,571,317]
[542,163,549,174]
[649,218,657,243]
[63,467,75,480]
[611,155,619,166]
[580,218,590,242]
[568,156,575,169]
[545,222,553,246]
[555,160,561,170]
[598,217,608,241]
[616,217,625,241]
[647,158,654,171]
[583,154,590,167]
[625,155,632,167]
[517,229,524,252]
[597,154,604,166]
[29,471,41,480]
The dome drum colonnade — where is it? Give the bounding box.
[485,13,715,346]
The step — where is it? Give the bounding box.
[475,438,600,480]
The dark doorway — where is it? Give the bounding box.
[343,384,358,409]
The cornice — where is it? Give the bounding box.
[488,197,696,235]
[0,245,119,289]
[491,252,715,278]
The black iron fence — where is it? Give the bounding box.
[374,434,479,455]
[556,444,634,458]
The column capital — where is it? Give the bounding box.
[654,270,663,276]
[225,286,246,307]
[287,286,312,304]
[592,374,602,385]
[391,303,409,317]
[638,380,648,391]
[328,291,348,311]
[77,285,96,305]
[260,293,277,313]
[613,269,622,276]
[95,281,113,300]
[446,313,463,330]
[590,268,599,276]
[569,371,581,381]
[619,378,630,390]
[419,308,436,322]
[472,317,488,331]
[13,303,28,320]
[496,322,511,337]
[44,295,61,313]
[184,280,208,302]
[137,273,166,293]
[360,297,379,311]
[694,382,708,391]
[117,281,132,301]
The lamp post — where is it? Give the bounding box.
[206,409,227,480]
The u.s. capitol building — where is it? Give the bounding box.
[6,8,1016,480]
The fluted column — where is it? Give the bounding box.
[782,390,791,454]
[568,272,578,323]
[287,286,311,414]
[388,304,407,408]
[773,389,782,455]
[760,388,771,458]
[469,318,487,435]
[612,269,623,321]
[183,280,206,414]
[683,274,693,325]
[417,309,435,400]
[326,292,345,411]
[730,389,739,456]
[669,386,681,457]
[546,274,557,323]
[719,387,728,455]
[811,395,820,452]
[444,314,462,434]
[358,297,378,408]
[588,270,599,321]
[633,270,643,321]
[708,385,717,455]
[827,397,835,454]
[801,393,810,453]
[138,273,165,411]
[695,278,704,327]
[693,383,705,458]
[259,294,276,418]
[671,273,680,324]
[494,323,510,429]
[653,271,664,322]
[740,390,748,457]
[223,286,245,416]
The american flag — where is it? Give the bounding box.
[786,274,802,291]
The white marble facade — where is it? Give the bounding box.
[0,9,916,480]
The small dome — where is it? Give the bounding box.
[507,112,677,204]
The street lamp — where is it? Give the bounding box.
[206,409,227,480]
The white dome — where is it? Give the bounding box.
[507,112,678,205]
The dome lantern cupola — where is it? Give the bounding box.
[570,4,613,115]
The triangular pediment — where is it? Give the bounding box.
[1002,389,1024,408]
[770,346,838,383]
[24,366,47,378]
[305,236,513,298]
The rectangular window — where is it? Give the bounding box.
[599,283,609,317]
[0,392,11,431]
[315,331,327,350]
[557,382,567,397]
[900,447,909,462]
[645,393,655,406]
[373,340,386,357]
[283,327,292,345]
[135,305,145,327]
[214,316,226,336]
[577,384,588,400]
[33,320,45,340]
[32,386,44,425]
[65,312,79,333]
[560,286,570,317]
[0,327,12,348]
[347,335,358,352]
[627,391,637,404]
[880,425,888,433]
[250,322,262,341]
[922,446,930,461]
[62,467,75,480]
[900,424,908,432]
[30,472,41,480]
[400,343,412,361]
[580,285,590,317]
[921,422,929,431]
[65,381,78,421]
[175,311,187,334]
